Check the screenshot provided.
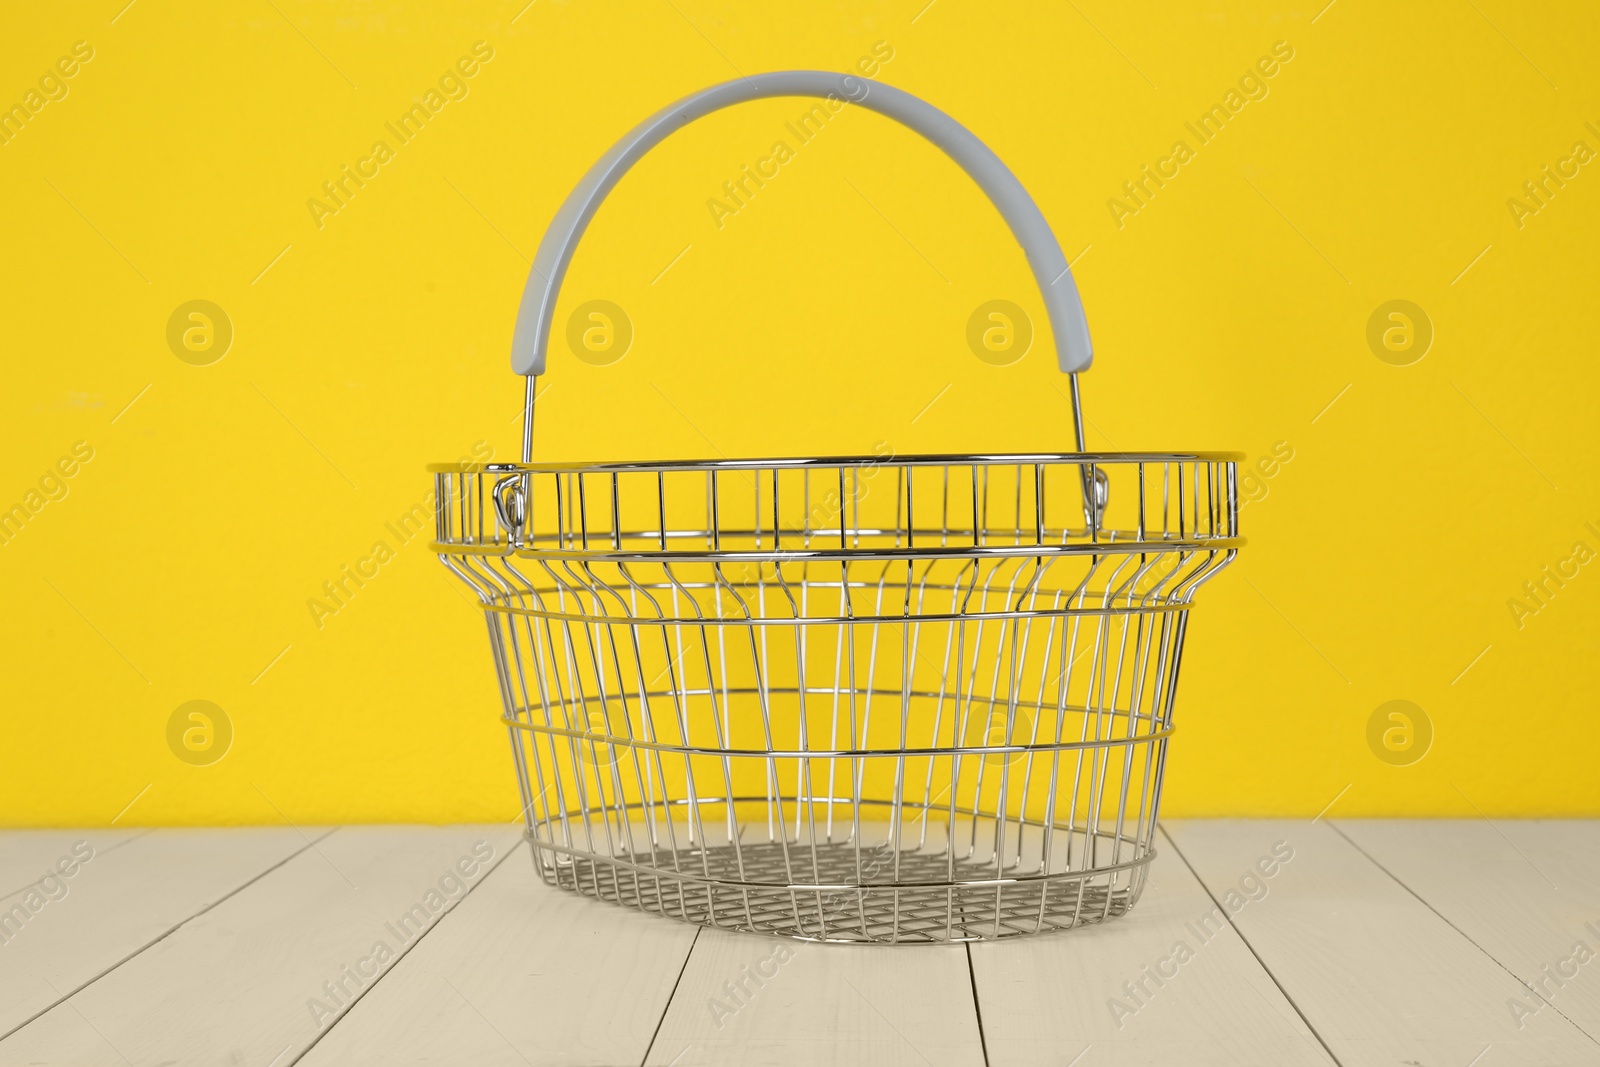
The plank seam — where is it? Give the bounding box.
[0,829,151,905]
[639,925,702,1067]
[0,828,337,1044]
[1326,821,1600,1050]
[1159,823,1345,1067]
[286,830,527,1066]
[964,942,991,1067]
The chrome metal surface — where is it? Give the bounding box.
[436,434,1239,943]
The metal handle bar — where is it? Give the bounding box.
[511,70,1092,378]
[505,68,1103,526]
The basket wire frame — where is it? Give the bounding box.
[436,449,1238,943]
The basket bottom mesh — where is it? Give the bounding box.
[529,834,1149,943]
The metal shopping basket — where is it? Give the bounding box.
[434,72,1241,943]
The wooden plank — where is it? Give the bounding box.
[645,931,984,1066]
[1165,819,1600,1066]
[968,826,1331,1067]
[0,828,308,1038]
[1335,820,1600,1041]
[0,825,519,1067]
[7,821,1588,1065]
[296,841,701,1067]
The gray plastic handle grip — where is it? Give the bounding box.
[511,70,1092,376]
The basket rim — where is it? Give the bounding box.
[426,450,1244,474]
[433,537,1245,561]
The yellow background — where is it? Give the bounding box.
[3,0,1596,826]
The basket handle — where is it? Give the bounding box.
[510,70,1092,378]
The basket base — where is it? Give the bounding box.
[528,829,1150,944]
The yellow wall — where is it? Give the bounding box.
[3,0,1596,826]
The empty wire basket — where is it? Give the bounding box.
[435,72,1241,943]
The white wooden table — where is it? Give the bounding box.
[1,821,1596,1066]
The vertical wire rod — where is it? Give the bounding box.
[522,375,538,463]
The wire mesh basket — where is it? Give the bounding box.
[434,72,1240,943]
